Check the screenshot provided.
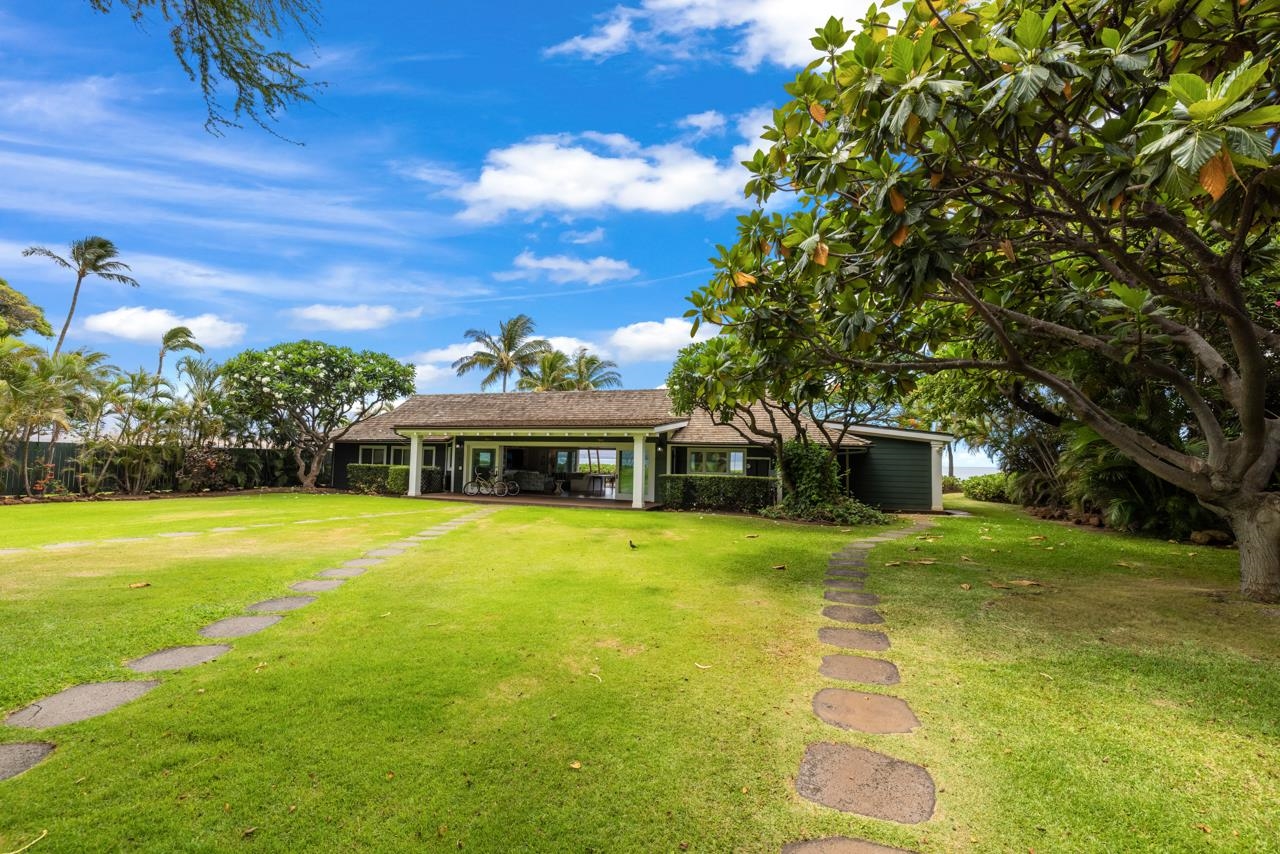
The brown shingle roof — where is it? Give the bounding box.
[669,405,870,448]
[338,391,871,448]
[377,390,678,431]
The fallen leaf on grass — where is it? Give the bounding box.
[960,555,975,562]
[242,827,257,838]
[569,761,582,770]
[910,559,938,565]
[1115,561,1136,569]
[1040,672,1054,681]
[386,772,395,780]
[129,582,150,589]
[772,564,787,571]
[884,561,902,567]
[1028,535,1047,541]
[744,534,759,539]
[694,663,712,670]
[986,581,1012,589]
[980,535,994,541]
[1194,824,1211,834]
[1008,579,1043,587]
[960,583,972,591]
[253,662,267,672]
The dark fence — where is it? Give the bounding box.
[1,442,324,496]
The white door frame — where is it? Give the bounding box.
[464,442,500,485]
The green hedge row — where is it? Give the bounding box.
[348,464,443,495]
[659,474,776,512]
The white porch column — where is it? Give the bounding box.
[929,441,945,512]
[408,433,423,496]
[631,433,645,509]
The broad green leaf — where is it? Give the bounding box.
[1228,105,1280,127]
[989,45,1021,63]
[1221,59,1270,105]
[1170,131,1222,172]
[1168,73,1208,106]
[891,36,914,72]
[1099,27,1120,50]
[1187,97,1230,121]
[1013,10,1045,50]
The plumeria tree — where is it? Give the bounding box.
[687,2,1280,600]
[222,340,414,488]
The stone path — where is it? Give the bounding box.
[1,506,497,783]
[785,518,937,853]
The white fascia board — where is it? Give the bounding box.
[841,424,955,443]
[397,426,662,439]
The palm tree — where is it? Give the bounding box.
[566,347,622,390]
[23,236,139,356]
[157,326,204,377]
[451,313,550,392]
[517,350,573,392]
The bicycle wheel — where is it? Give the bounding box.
[494,481,508,497]
[506,481,520,496]
[463,480,479,496]
[479,480,494,495]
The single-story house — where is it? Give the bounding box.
[333,390,952,511]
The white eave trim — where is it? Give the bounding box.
[395,426,667,439]
[842,424,955,443]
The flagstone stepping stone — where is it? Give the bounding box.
[199,615,281,639]
[795,742,935,824]
[210,526,247,533]
[366,548,406,557]
[42,541,95,550]
[290,579,344,592]
[157,531,200,538]
[783,837,918,854]
[813,688,920,734]
[828,568,868,577]
[820,655,900,685]
[825,578,865,590]
[822,604,883,625]
[247,596,316,612]
[319,567,365,578]
[103,537,151,544]
[819,627,890,652]
[0,742,55,781]
[825,590,881,606]
[6,681,160,729]
[0,548,27,556]
[127,644,231,672]
[344,558,383,569]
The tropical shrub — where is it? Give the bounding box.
[386,465,410,495]
[963,473,1010,503]
[941,475,963,494]
[178,446,237,492]
[348,464,392,495]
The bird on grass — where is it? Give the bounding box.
[628,540,638,550]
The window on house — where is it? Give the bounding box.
[359,446,387,465]
[422,447,436,468]
[389,446,407,466]
[688,449,746,475]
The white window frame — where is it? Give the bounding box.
[687,448,746,476]
[358,445,387,465]
[422,446,437,468]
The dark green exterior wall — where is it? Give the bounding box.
[851,437,934,511]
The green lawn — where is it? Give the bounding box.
[0,495,1276,853]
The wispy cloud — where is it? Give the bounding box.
[288,303,422,331]
[562,226,606,245]
[495,251,639,285]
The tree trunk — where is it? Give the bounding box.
[947,442,954,478]
[1228,494,1280,603]
[54,273,86,357]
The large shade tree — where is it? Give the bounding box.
[22,237,138,356]
[687,2,1280,600]
[222,340,415,488]
[86,0,322,134]
[452,314,551,393]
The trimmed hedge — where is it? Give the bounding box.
[962,472,1011,503]
[348,463,442,495]
[660,474,776,512]
[348,464,393,494]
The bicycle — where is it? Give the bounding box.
[462,470,520,497]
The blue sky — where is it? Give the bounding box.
[0,1,996,467]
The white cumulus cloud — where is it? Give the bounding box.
[289,303,419,331]
[562,226,606,245]
[455,118,767,222]
[496,251,639,285]
[546,0,869,70]
[606,316,715,362]
[678,109,727,137]
[82,306,246,348]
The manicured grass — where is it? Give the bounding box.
[1,495,1276,852]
